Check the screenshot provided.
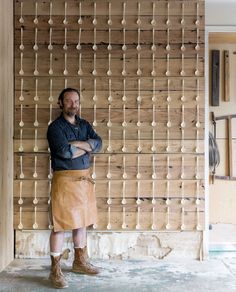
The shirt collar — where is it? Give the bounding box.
[60,113,81,125]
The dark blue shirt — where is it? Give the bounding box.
[47,114,102,171]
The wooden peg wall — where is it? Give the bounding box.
[13,0,205,231]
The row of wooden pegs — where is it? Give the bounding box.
[17,154,201,180]
[17,205,203,231]
[18,2,201,28]
[18,52,202,78]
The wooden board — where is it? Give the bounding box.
[223,50,230,102]
[211,50,220,106]
[14,208,205,231]
[14,179,205,198]
[0,0,14,271]
[14,1,205,17]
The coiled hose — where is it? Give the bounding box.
[209,131,220,174]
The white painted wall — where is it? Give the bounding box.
[206,0,236,26]
[206,0,236,249]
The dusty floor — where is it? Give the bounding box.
[1,254,236,291]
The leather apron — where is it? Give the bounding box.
[49,169,97,232]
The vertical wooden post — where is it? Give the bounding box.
[223,50,230,101]
[0,0,14,271]
[227,117,233,178]
[211,50,220,106]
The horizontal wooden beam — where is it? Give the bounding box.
[14,44,204,60]
[14,1,205,17]
[14,59,204,78]
[215,175,236,181]
[14,127,204,140]
[14,76,205,91]
[14,139,204,154]
[14,209,205,231]
[14,178,205,198]
[15,29,204,45]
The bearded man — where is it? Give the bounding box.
[47,88,102,288]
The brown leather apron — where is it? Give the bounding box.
[49,169,97,232]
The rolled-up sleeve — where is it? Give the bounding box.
[86,122,102,153]
[87,138,102,152]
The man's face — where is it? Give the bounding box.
[61,91,80,117]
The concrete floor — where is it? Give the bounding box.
[1,255,236,291]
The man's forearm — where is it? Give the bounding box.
[72,148,86,158]
[69,141,92,152]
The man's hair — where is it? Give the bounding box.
[58,88,80,109]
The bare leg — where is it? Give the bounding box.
[50,230,65,253]
[73,227,86,248]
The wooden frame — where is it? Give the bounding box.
[0,0,14,272]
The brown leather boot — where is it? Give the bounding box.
[49,255,68,289]
[72,247,100,275]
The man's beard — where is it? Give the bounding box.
[64,108,77,117]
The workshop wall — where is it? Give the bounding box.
[14,0,205,258]
[209,34,236,225]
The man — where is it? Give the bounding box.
[47,88,102,289]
